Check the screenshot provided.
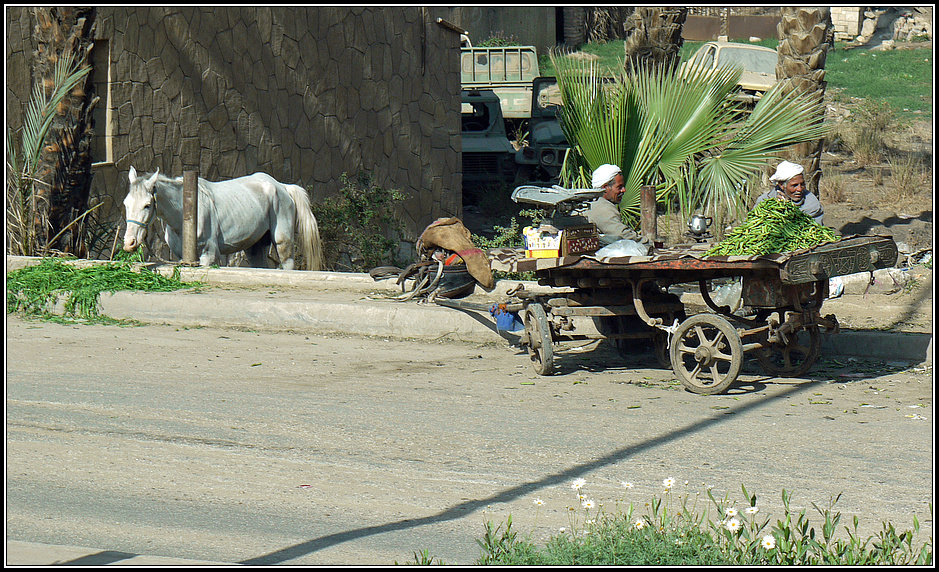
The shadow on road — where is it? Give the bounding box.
[239,379,824,565]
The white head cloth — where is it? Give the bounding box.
[769,161,805,184]
[592,164,622,188]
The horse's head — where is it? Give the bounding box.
[122,166,161,252]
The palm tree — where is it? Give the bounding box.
[7,51,93,257]
[622,7,688,75]
[550,49,829,232]
[29,6,98,256]
[776,7,833,197]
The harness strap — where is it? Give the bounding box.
[126,188,157,228]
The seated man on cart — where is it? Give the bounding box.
[753,160,825,224]
[583,164,653,253]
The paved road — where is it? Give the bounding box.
[6,316,933,565]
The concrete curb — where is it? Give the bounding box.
[7,256,932,364]
[98,289,515,345]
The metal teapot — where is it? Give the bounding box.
[688,214,713,236]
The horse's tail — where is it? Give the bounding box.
[285,184,323,271]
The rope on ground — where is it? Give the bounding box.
[369,260,446,302]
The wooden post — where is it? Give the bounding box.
[181,130,199,265]
[182,169,198,264]
[640,184,657,241]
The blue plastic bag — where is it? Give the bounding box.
[490,304,524,331]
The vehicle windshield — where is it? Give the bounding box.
[461,101,492,132]
[716,47,776,75]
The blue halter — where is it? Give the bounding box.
[126,189,157,228]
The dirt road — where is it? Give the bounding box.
[5,317,933,564]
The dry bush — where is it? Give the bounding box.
[849,99,895,168]
[820,174,847,203]
[888,153,926,201]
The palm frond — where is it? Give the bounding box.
[550,47,831,230]
[17,52,91,175]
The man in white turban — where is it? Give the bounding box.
[582,164,651,251]
[753,160,824,224]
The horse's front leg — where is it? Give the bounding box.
[200,239,221,267]
[165,226,182,260]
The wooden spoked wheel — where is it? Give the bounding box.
[755,325,821,378]
[524,303,554,376]
[670,314,744,395]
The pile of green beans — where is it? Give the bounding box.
[705,198,839,257]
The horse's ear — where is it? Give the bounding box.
[145,169,160,189]
[129,166,137,183]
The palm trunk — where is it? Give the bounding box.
[622,7,688,74]
[31,6,97,256]
[776,7,832,197]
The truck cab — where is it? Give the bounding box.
[461,89,518,190]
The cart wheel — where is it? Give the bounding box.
[755,325,821,378]
[524,303,555,375]
[671,314,743,395]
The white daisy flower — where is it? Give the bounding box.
[744,506,759,516]
[634,518,646,530]
[571,478,586,490]
[533,498,545,506]
[725,518,741,533]
[582,499,596,510]
[762,534,776,550]
[662,477,676,490]
[725,506,738,517]
[621,481,634,489]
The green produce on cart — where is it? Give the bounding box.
[706,198,839,257]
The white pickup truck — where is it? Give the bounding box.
[460,45,540,121]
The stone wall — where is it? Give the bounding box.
[449,7,558,54]
[6,6,462,259]
[831,7,864,41]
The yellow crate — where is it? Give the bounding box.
[526,248,559,258]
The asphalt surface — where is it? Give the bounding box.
[4,257,933,565]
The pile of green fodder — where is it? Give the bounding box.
[6,257,201,322]
[705,199,839,257]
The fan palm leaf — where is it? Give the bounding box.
[549,49,830,230]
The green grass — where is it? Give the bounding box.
[825,46,932,117]
[538,37,932,120]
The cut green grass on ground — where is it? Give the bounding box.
[6,257,202,324]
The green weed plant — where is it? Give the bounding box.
[309,172,407,272]
[435,479,933,566]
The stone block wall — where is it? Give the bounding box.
[7,6,462,258]
[831,7,864,41]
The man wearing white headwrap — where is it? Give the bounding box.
[753,160,824,223]
[581,164,652,251]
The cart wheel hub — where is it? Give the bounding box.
[694,346,712,364]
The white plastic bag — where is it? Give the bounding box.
[712,279,742,308]
[595,239,648,259]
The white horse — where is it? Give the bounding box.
[122,166,323,270]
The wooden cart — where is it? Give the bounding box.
[487,235,898,394]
